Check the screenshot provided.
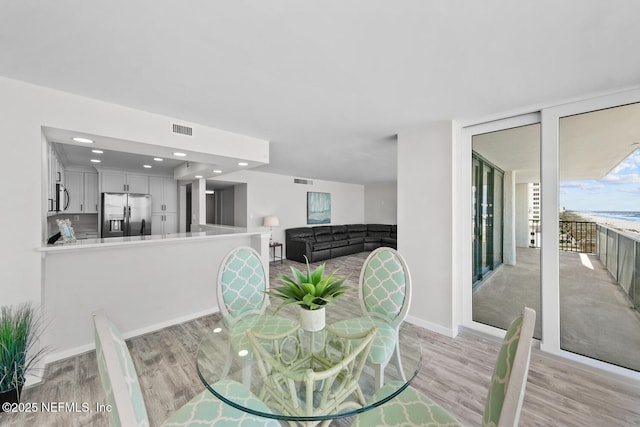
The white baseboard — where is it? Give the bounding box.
[406,315,458,338]
[42,306,220,366]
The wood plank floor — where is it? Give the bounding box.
[2,253,640,426]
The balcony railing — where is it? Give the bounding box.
[528,220,597,253]
[597,225,640,310]
[528,220,639,312]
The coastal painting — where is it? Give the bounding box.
[307,192,331,224]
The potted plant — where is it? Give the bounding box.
[267,257,351,331]
[0,303,48,410]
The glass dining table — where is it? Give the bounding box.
[196,307,422,425]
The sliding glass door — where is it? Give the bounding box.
[466,117,542,339]
[472,155,502,284]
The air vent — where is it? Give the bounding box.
[294,178,314,185]
[171,122,193,136]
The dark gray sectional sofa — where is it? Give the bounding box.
[285,224,397,263]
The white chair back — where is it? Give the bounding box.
[93,311,150,427]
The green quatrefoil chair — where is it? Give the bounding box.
[331,247,412,390]
[351,307,536,427]
[93,311,280,427]
[217,246,300,384]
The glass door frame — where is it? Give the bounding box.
[541,89,640,380]
[459,88,640,380]
[460,112,540,336]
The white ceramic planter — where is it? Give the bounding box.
[299,307,326,332]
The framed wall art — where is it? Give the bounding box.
[307,192,331,224]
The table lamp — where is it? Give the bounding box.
[263,215,279,241]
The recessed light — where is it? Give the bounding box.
[213,169,222,174]
[153,157,163,161]
[205,190,215,194]
[143,165,152,168]
[91,149,103,154]
[173,152,187,157]
[73,137,94,143]
[90,159,101,163]
[195,175,203,179]
[238,162,249,166]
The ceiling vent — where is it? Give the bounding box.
[171,122,193,136]
[294,178,313,185]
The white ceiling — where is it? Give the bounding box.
[2,1,640,184]
[472,103,640,183]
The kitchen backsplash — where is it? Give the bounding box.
[48,213,99,240]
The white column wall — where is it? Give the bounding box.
[398,121,456,336]
[515,183,530,248]
[364,182,397,224]
[191,178,207,226]
[503,171,516,265]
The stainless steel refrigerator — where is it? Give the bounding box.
[101,193,152,238]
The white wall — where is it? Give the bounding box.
[234,184,248,227]
[0,75,268,308]
[364,182,397,224]
[211,170,365,246]
[397,122,456,336]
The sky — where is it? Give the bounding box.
[560,147,640,212]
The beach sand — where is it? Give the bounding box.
[572,211,640,237]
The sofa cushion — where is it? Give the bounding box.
[332,225,347,235]
[332,225,349,242]
[347,224,367,238]
[367,224,391,238]
[314,226,333,242]
[331,240,348,248]
[312,241,332,251]
[348,237,365,245]
[390,225,397,239]
[286,227,314,239]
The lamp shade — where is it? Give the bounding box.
[263,216,279,227]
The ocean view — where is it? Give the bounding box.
[590,211,640,222]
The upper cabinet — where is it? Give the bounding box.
[100,171,149,194]
[149,176,178,213]
[64,170,99,213]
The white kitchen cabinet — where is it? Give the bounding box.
[100,171,149,194]
[48,144,64,215]
[149,176,178,213]
[149,176,178,234]
[152,212,178,235]
[64,171,99,213]
[83,172,99,213]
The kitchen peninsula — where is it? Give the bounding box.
[39,226,270,363]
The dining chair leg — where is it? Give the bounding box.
[373,363,384,390]
[391,342,406,382]
[243,358,252,388]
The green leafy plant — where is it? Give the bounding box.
[0,303,48,395]
[267,257,352,311]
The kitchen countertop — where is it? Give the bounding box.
[39,225,266,252]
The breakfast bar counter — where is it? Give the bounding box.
[39,226,271,364]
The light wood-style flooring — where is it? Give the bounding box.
[2,252,640,426]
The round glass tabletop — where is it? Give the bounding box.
[196,313,422,423]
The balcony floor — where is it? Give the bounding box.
[473,247,640,372]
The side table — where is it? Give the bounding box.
[269,242,283,264]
